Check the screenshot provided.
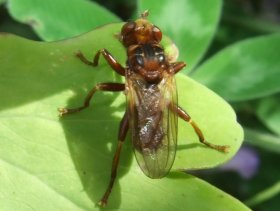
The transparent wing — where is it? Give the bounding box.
[126,73,178,178]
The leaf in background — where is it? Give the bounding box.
[256,94,280,136]
[7,0,120,41]
[138,0,222,72]
[192,34,280,102]
[245,180,280,207]
[0,0,6,5]
[0,24,245,210]
[245,128,280,154]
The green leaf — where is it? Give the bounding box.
[244,128,280,153]
[138,0,222,72]
[192,34,280,101]
[7,0,120,41]
[0,24,245,210]
[245,181,280,207]
[0,0,6,5]
[256,94,280,136]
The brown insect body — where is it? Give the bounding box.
[122,17,178,178]
[58,11,229,207]
[127,72,177,178]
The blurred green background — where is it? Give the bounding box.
[1,0,280,210]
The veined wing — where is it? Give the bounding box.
[126,73,178,178]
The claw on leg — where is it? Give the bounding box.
[97,200,107,208]
[58,107,69,117]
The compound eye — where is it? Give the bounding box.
[135,55,144,67]
[133,47,145,67]
[158,54,165,63]
[152,26,162,42]
[121,21,136,35]
[153,46,165,63]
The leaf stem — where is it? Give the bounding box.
[223,15,280,34]
[244,128,280,153]
[245,181,280,206]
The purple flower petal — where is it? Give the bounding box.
[220,146,259,179]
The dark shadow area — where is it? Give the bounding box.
[0,5,40,40]
[59,89,133,209]
[0,23,124,112]
[92,0,136,21]
[176,143,207,151]
[0,24,132,209]
[166,171,194,180]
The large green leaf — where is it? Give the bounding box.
[7,0,120,41]
[192,34,280,101]
[0,24,246,210]
[138,0,222,72]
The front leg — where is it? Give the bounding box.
[170,62,186,74]
[76,49,125,76]
[58,83,125,117]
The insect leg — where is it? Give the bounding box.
[171,104,229,153]
[170,62,186,74]
[76,49,125,76]
[58,83,125,116]
[98,110,129,207]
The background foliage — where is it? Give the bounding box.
[0,0,280,210]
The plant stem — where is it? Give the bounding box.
[223,15,280,34]
[245,181,280,206]
[244,128,280,153]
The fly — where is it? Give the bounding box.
[58,11,229,207]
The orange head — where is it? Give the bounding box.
[120,11,162,47]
